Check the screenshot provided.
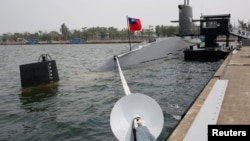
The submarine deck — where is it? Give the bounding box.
[166,46,250,141]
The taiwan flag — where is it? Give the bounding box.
[128,17,142,31]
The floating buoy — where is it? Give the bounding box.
[19,54,59,88]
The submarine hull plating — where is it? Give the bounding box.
[96,37,193,71]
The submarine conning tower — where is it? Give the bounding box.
[178,0,193,36]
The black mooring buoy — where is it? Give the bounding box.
[19,54,59,88]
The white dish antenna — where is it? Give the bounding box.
[110,93,164,141]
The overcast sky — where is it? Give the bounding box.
[0,0,249,34]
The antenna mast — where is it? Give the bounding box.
[184,0,189,5]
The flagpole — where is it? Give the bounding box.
[126,16,132,51]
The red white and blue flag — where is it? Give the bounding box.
[128,17,142,31]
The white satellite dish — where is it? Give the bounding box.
[110,93,164,141]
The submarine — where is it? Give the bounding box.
[97,0,250,71]
[97,1,202,71]
[96,36,200,71]
[173,0,250,61]
[95,0,202,71]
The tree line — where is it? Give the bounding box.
[0,24,179,43]
[237,20,250,31]
[1,20,249,43]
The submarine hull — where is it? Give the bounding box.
[96,37,194,71]
[184,48,230,61]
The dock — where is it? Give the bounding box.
[167,46,250,141]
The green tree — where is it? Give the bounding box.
[155,25,161,37]
[48,31,60,41]
[166,26,178,36]
[12,32,23,41]
[238,20,250,30]
[60,23,69,35]
[71,29,81,38]
[155,25,178,37]
[108,27,119,40]
[60,23,69,40]
[1,33,10,43]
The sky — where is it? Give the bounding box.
[0,0,250,34]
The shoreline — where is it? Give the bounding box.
[0,39,144,45]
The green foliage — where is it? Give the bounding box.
[155,25,178,37]
[238,20,250,30]
[1,23,179,42]
[2,20,249,43]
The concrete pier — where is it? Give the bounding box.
[167,47,250,141]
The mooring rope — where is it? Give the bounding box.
[117,45,144,58]
[115,56,131,95]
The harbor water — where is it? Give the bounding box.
[0,44,222,141]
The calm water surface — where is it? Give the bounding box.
[0,44,222,141]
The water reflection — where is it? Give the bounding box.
[19,82,58,111]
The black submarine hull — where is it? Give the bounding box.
[184,48,230,61]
